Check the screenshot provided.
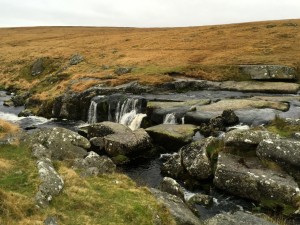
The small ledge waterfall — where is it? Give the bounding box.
[163,113,176,124]
[87,100,98,124]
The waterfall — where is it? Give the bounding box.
[88,101,98,124]
[114,98,145,130]
[163,113,176,124]
[181,117,185,124]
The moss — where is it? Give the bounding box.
[206,139,224,172]
[266,116,300,138]
[260,198,297,216]
[112,154,130,165]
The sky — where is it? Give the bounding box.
[0,0,299,28]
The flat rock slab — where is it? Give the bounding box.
[147,99,211,109]
[146,124,198,150]
[205,211,276,225]
[214,152,300,207]
[220,81,299,94]
[197,99,289,112]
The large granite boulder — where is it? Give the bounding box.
[87,121,131,139]
[257,139,300,181]
[146,124,198,150]
[73,151,116,176]
[24,127,90,161]
[214,152,300,209]
[150,188,203,225]
[161,152,185,179]
[181,137,214,180]
[204,211,276,225]
[239,65,297,80]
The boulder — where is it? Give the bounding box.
[205,211,276,225]
[187,193,213,206]
[239,65,296,80]
[11,92,30,106]
[35,158,64,208]
[222,109,239,126]
[146,124,198,150]
[160,177,185,200]
[150,188,203,225]
[24,127,90,161]
[31,58,44,76]
[224,129,279,150]
[214,152,300,208]
[44,216,59,225]
[257,139,300,180]
[114,67,132,75]
[73,151,116,176]
[87,121,131,139]
[69,54,84,65]
[3,99,14,107]
[181,138,214,180]
[161,152,185,179]
[18,109,33,117]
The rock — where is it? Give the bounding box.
[205,211,276,225]
[32,143,51,159]
[181,137,214,180]
[24,127,90,161]
[235,108,277,126]
[73,151,116,176]
[18,109,33,117]
[146,124,198,150]
[87,121,131,139]
[44,216,59,225]
[208,116,226,132]
[187,193,213,206]
[3,99,14,107]
[31,58,45,76]
[161,152,185,179]
[11,92,30,106]
[213,152,300,208]
[221,110,239,126]
[224,129,279,150]
[257,139,300,180]
[69,54,84,65]
[293,132,300,140]
[240,65,297,80]
[35,158,64,208]
[114,67,132,75]
[160,177,185,200]
[185,111,219,125]
[197,99,289,112]
[150,188,203,225]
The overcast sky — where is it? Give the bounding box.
[0,0,299,28]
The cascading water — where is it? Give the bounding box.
[163,113,176,124]
[87,101,98,124]
[114,98,145,130]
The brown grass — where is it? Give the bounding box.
[0,19,299,99]
[0,119,19,138]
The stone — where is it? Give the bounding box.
[11,92,30,106]
[24,127,90,161]
[73,151,116,176]
[240,65,296,80]
[31,58,45,76]
[146,124,198,150]
[161,152,185,179]
[205,211,276,225]
[181,137,214,180]
[44,216,59,225]
[69,54,84,65]
[32,143,51,159]
[3,99,14,107]
[187,193,213,206]
[35,158,64,208]
[213,152,300,208]
[114,67,132,75]
[87,121,131,139]
[18,109,33,117]
[221,109,239,126]
[224,129,279,150]
[257,139,300,180]
[160,177,185,200]
[150,188,203,225]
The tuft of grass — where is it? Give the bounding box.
[266,116,300,138]
[0,119,19,139]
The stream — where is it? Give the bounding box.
[1,90,300,223]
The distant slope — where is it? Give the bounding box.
[0,19,299,98]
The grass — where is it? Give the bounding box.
[0,19,299,103]
[0,119,19,139]
[0,143,176,225]
[266,116,300,138]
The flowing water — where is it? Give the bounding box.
[163,113,176,124]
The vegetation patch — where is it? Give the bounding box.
[266,116,300,138]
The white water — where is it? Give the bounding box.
[114,98,145,130]
[87,101,98,124]
[0,111,48,127]
[163,113,176,124]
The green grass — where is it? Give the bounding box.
[266,116,300,138]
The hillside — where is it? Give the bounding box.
[0,19,299,100]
